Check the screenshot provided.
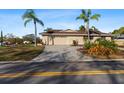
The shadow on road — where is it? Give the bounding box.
[0,61,124,84]
[89,60,124,84]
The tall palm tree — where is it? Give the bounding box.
[76,9,101,41]
[0,30,3,46]
[22,9,44,47]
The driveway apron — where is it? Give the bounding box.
[32,45,93,62]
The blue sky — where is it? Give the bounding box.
[0,9,124,37]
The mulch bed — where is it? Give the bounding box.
[77,47,124,59]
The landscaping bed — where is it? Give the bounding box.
[0,45,45,61]
[77,38,124,59]
[77,48,124,59]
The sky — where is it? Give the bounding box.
[0,9,124,37]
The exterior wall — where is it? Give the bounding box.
[91,37,111,42]
[42,36,55,45]
[105,37,111,40]
[51,36,84,45]
[67,36,84,45]
[91,37,100,42]
[42,36,47,45]
[42,35,112,45]
[54,36,68,45]
[42,35,84,45]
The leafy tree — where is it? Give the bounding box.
[76,9,101,41]
[44,28,53,32]
[15,37,23,44]
[22,9,44,47]
[22,34,41,44]
[112,27,124,34]
[22,34,35,43]
[91,26,99,31]
[79,25,85,32]
[112,30,119,34]
[4,33,17,44]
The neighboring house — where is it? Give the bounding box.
[40,29,112,45]
[114,34,124,46]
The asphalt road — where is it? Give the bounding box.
[0,61,124,84]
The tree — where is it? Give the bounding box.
[4,33,17,44]
[23,34,41,44]
[79,25,85,32]
[15,37,23,44]
[22,9,44,47]
[112,27,124,34]
[44,28,53,32]
[91,26,99,31]
[23,34,35,43]
[76,9,101,41]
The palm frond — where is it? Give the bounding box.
[76,14,88,21]
[76,16,81,20]
[35,18,44,26]
[24,19,32,27]
[87,9,91,17]
[90,14,101,21]
[22,9,36,20]
[81,9,86,15]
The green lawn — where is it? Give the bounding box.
[0,45,45,61]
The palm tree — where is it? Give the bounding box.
[76,9,101,41]
[0,30,3,46]
[22,9,44,47]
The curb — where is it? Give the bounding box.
[1,59,124,64]
[0,61,32,64]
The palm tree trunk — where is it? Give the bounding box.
[52,36,54,45]
[1,31,3,46]
[34,20,37,47]
[85,21,90,42]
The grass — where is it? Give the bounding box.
[0,45,45,61]
[0,46,7,48]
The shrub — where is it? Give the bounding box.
[88,44,114,56]
[72,40,78,46]
[95,38,118,52]
[83,40,94,49]
[83,38,118,56]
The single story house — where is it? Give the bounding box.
[40,29,112,45]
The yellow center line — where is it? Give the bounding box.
[0,70,124,78]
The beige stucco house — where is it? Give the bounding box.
[40,29,112,45]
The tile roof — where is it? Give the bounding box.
[40,29,112,37]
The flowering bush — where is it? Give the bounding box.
[88,44,114,56]
[95,38,117,52]
[85,38,118,56]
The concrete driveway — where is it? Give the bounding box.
[32,45,93,62]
